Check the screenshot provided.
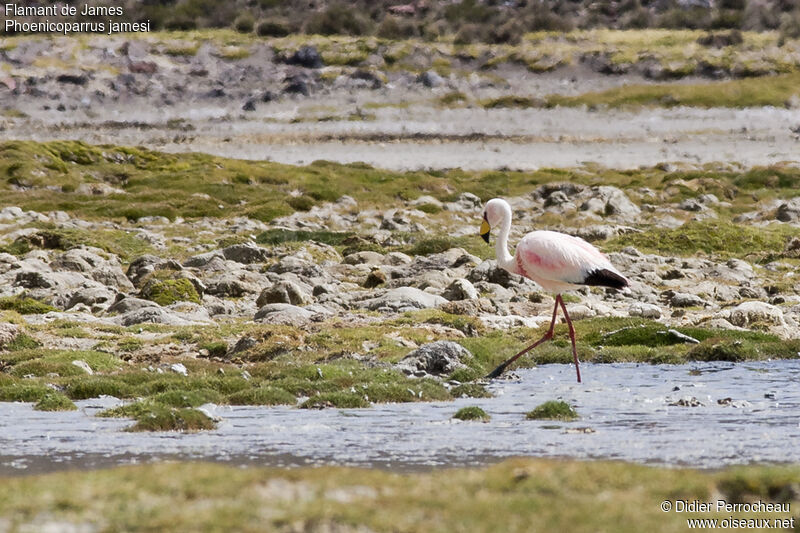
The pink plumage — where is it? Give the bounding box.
[479,198,628,383]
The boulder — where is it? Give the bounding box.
[442,278,479,301]
[222,242,271,264]
[256,281,312,306]
[395,341,471,377]
[359,287,446,313]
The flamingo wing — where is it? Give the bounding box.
[515,231,627,289]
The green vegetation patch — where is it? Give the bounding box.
[34,392,77,412]
[100,401,216,432]
[606,220,795,259]
[547,73,800,109]
[226,387,296,406]
[140,278,201,306]
[453,406,490,421]
[526,400,579,421]
[0,296,57,315]
[2,458,796,532]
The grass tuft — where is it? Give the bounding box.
[526,400,578,421]
[453,406,490,421]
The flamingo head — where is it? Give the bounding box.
[480,198,509,244]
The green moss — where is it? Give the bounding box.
[100,400,215,431]
[141,278,201,306]
[200,341,228,358]
[6,350,122,378]
[34,392,77,411]
[226,387,296,406]
[0,458,796,531]
[450,383,492,398]
[0,383,50,402]
[453,406,490,421]
[547,73,800,109]
[526,400,578,421]
[0,296,57,315]
[439,91,468,106]
[606,220,795,258]
[256,229,355,246]
[481,95,539,109]
[67,377,134,400]
[300,392,370,409]
[4,333,41,351]
[151,389,222,408]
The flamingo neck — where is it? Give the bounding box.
[495,210,515,271]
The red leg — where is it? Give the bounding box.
[485,295,561,379]
[557,296,582,383]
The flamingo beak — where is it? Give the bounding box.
[480,219,490,243]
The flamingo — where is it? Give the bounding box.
[479,198,628,383]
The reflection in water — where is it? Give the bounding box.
[0,361,798,475]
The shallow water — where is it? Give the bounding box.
[1,361,798,475]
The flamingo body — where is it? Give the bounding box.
[513,230,625,293]
[480,198,628,382]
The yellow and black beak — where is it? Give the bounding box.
[480,217,490,244]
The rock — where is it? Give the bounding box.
[183,251,226,269]
[114,307,207,327]
[268,256,325,278]
[628,302,662,319]
[205,271,265,297]
[90,266,135,291]
[669,396,703,407]
[439,298,496,316]
[170,363,188,376]
[566,304,594,320]
[253,303,315,325]
[107,296,159,314]
[228,335,257,355]
[242,99,256,111]
[417,70,444,88]
[349,69,383,89]
[0,323,20,348]
[222,242,271,264]
[56,73,88,85]
[284,76,310,96]
[468,260,517,288]
[67,286,115,311]
[286,46,323,68]
[383,252,413,266]
[343,251,384,265]
[669,292,707,308]
[126,255,181,287]
[699,318,745,331]
[722,301,786,327]
[776,198,800,222]
[359,287,447,313]
[256,281,312,307]
[71,360,94,374]
[410,195,444,209]
[442,278,479,301]
[580,186,641,219]
[395,341,470,377]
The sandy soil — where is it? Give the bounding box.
[4,91,799,170]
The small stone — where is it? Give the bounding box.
[442,278,479,301]
[71,360,94,375]
[170,363,188,376]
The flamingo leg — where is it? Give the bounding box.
[557,296,582,383]
[485,295,562,379]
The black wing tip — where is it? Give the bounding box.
[582,269,629,290]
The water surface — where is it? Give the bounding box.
[1,361,798,475]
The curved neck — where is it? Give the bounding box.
[495,211,515,270]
